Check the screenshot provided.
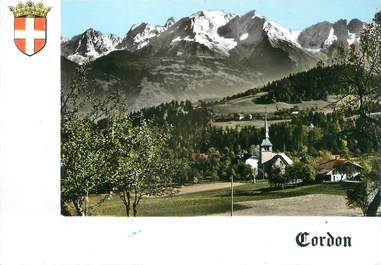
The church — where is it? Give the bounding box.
[258,114,293,178]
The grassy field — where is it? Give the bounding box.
[213,119,291,129]
[87,181,358,217]
[210,93,340,117]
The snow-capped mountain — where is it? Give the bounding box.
[117,23,166,51]
[169,11,237,55]
[217,10,301,48]
[117,18,176,52]
[139,10,314,59]
[132,10,239,58]
[263,20,302,48]
[62,10,365,64]
[61,28,121,64]
[62,10,366,111]
[61,18,178,64]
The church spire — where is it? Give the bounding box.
[265,111,269,139]
[261,110,272,148]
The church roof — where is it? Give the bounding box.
[262,153,294,167]
[275,153,294,166]
[261,138,273,147]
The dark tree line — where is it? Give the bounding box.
[257,65,354,103]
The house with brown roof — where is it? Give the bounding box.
[317,156,362,182]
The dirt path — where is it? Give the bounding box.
[213,194,364,216]
[176,182,245,195]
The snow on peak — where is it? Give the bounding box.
[62,10,365,64]
[164,17,176,28]
[323,28,338,47]
[190,10,234,25]
[133,24,166,50]
[251,12,263,20]
[189,10,235,37]
[172,10,237,55]
[240,33,249,41]
[83,30,120,56]
[130,22,145,31]
[118,20,172,51]
[263,20,301,48]
[290,30,302,41]
[63,29,121,64]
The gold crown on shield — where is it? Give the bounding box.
[9,1,52,18]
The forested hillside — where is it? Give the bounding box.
[222,64,354,104]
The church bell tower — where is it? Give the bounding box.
[260,112,273,167]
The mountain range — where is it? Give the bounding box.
[61,10,366,111]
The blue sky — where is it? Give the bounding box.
[62,0,380,37]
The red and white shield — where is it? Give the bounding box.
[14,17,47,56]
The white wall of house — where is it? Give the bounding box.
[325,171,360,182]
[330,172,348,182]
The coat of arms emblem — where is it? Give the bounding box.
[9,1,52,56]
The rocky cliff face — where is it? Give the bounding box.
[117,18,176,52]
[298,19,365,52]
[61,28,121,64]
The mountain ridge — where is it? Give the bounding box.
[61,10,365,64]
[61,10,367,111]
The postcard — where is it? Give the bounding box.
[0,0,380,264]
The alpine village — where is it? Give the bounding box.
[60,8,381,217]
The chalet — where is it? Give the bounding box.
[317,156,362,182]
[234,113,245,121]
[258,114,293,178]
[233,113,255,121]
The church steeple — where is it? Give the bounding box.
[265,112,269,139]
[260,111,273,172]
[261,111,272,148]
